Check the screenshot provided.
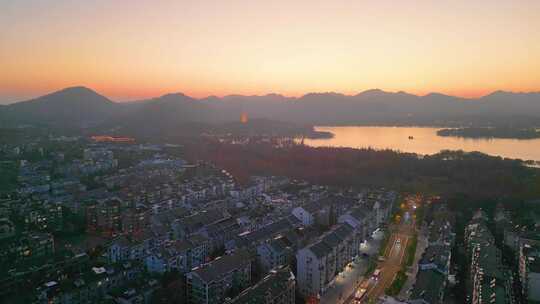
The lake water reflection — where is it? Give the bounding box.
[303,126,540,161]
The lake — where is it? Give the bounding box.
[303,126,540,161]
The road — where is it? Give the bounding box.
[333,194,422,304]
[320,238,380,304]
[364,232,409,301]
[346,220,416,303]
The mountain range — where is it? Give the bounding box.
[1,86,540,134]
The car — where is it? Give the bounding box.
[372,269,382,281]
[355,288,367,301]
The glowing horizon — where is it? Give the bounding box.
[1,0,539,104]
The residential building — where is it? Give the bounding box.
[1,231,54,262]
[145,236,210,274]
[409,269,446,304]
[121,207,148,234]
[257,236,293,273]
[295,223,356,297]
[86,198,122,237]
[229,267,295,304]
[186,249,253,304]
[418,245,452,276]
[108,235,146,263]
[338,207,368,241]
[465,212,513,304]
[291,205,316,227]
[519,241,540,302]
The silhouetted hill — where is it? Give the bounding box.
[476,91,540,117]
[134,93,212,122]
[2,87,540,131]
[99,92,239,136]
[0,87,116,127]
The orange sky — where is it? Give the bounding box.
[1,0,539,104]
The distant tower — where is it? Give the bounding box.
[240,111,248,124]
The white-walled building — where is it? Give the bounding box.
[296,223,357,297]
[338,208,368,241]
[519,241,540,302]
[257,236,292,273]
[291,200,334,228]
[291,206,316,226]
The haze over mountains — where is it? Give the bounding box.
[1,86,540,133]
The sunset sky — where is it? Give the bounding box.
[1,0,539,104]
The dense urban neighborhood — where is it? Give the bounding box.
[2,0,540,302]
[1,133,540,304]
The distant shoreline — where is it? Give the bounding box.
[436,127,540,140]
[305,130,334,139]
[311,125,540,140]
